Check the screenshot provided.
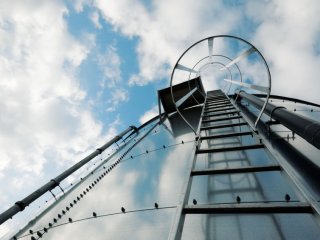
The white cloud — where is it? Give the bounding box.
[246,0,320,103]
[94,44,130,112]
[106,89,129,112]
[94,0,240,86]
[96,44,122,88]
[72,0,92,13]
[139,105,158,124]
[93,0,320,104]
[0,0,112,215]
[90,11,102,29]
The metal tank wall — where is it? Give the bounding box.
[10,111,198,240]
[4,95,320,240]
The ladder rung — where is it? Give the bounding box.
[203,110,240,118]
[204,107,235,114]
[206,101,230,106]
[183,202,312,214]
[207,187,261,194]
[208,90,223,94]
[206,98,229,103]
[200,131,254,140]
[196,144,265,154]
[205,105,234,111]
[191,165,281,176]
[202,116,242,124]
[206,140,242,147]
[201,122,247,131]
[207,94,226,98]
[207,158,251,164]
[205,104,233,110]
[207,94,228,99]
[207,98,229,102]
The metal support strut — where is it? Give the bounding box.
[0,126,138,225]
[237,91,320,149]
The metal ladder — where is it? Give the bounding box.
[169,90,313,240]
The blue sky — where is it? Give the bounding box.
[1,0,320,236]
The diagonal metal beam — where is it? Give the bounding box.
[224,79,269,93]
[0,126,138,225]
[220,47,256,70]
[176,87,198,108]
[208,37,214,63]
[176,64,198,74]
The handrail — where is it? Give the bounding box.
[0,126,138,225]
[237,91,320,149]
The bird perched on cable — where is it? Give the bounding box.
[285,194,291,202]
[121,207,126,213]
[192,199,197,205]
[236,196,241,203]
[93,212,97,218]
[155,202,159,209]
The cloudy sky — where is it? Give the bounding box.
[1,0,320,234]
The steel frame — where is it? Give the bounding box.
[183,202,312,214]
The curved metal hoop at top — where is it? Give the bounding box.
[170,35,272,134]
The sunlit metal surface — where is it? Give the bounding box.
[176,64,198,74]
[220,47,256,70]
[224,79,269,93]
